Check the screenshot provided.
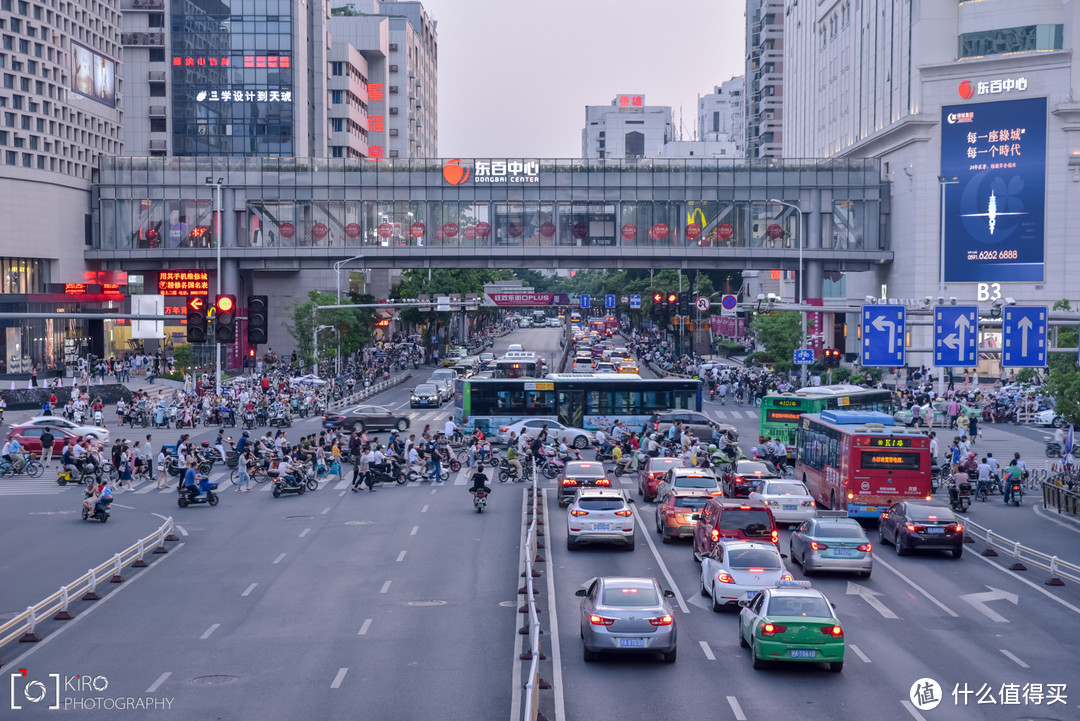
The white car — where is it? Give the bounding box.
[22,416,110,442]
[748,480,817,525]
[567,488,636,550]
[699,540,793,612]
[1033,409,1065,427]
[494,418,594,449]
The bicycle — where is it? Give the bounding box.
[0,454,43,478]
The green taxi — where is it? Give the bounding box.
[738,582,845,672]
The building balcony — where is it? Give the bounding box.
[149,105,167,117]
[148,71,166,82]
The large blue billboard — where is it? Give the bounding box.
[940,97,1047,282]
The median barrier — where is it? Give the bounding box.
[0,517,179,661]
[520,459,550,721]
[1042,481,1080,521]
[963,518,1080,586]
[327,371,411,413]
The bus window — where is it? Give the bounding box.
[673,390,695,410]
[642,390,672,410]
[612,390,639,415]
[587,390,614,415]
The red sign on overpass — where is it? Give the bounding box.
[485,292,572,306]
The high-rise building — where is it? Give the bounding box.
[121,0,331,157]
[328,1,438,160]
[745,0,783,158]
[582,95,672,159]
[783,0,1076,368]
[0,0,125,369]
[697,75,745,155]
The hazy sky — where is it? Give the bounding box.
[414,0,746,158]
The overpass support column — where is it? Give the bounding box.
[804,197,825,362]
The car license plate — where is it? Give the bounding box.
[618,638,646,648]
[833,549,855,556]
[742,591,756,601]
[782,505,796,511]
[790,649,817,658]
[592,523,611,531]
[927,527,946,534]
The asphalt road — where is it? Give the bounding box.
[2,327,1079,721]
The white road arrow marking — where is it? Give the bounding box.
[961,586,1018,623]
[1017,316,1033,357]
[846,581,899,619]
[871,315,897,354]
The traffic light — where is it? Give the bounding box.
[824,349,842,368]
[247,294,269,344]
[215,294,237,344]
[678,292,690,316]
[651,292,663,320]
[186,295,208,343]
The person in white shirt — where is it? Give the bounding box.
[444,418,458,442]
[156,447,169,489]
[594,428,611,455]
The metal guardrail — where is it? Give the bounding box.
[521,459,548,721]
[327,371,411,412]
[963,516,1080,585]
[1042,480,1080,520]
[0,517,179,655]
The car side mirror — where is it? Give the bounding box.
[663,590,675,598]
[627,497,636,503]
[830,602,837,609]
[691,513,700,521]
[737,599,749,608]
[780,554,788,559]
[574,589,587,597]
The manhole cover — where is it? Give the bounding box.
[498,600,517,607]
[345,520,373,526]
[190,675,239,686]
[407,600,447,607]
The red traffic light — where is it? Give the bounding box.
[187,296,205,312]
[653,293,663,303]
[667,293,677,304]
[249,349,255,357]
[216,295,235,313]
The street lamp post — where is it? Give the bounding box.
[937,175,959,396]
[205,176,224,391]
[313,324,336,377]
[769,199,807,387]
[334,254,365,376]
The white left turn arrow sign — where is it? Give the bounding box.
[961,586,1019,623]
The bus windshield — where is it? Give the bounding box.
[760,386,894,458]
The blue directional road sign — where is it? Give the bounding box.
[629,294,641,309]
[579,294,591,309]
[1002,306,1047,368]
[605,294,616,309]
[861,305,906,367]
[933,306,978,367]
[793,349,815,365]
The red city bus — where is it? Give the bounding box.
[795,410,932,518]
[603,315,618,337]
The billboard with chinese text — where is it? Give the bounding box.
[940,97,1046,282]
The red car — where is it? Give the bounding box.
[692,498,779,560]
[8,425,82,455]
[637,457,685,503]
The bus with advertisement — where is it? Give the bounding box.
[454,374,702,436]
[570,311,583,329]
[603,315,618,336]
[794,410,932,518]
[759,385,894,459]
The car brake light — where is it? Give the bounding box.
[734,478,744,484]
[906,523,925,532]
[771,530,778,544]
[847,491,854,500]
[802,500,815,507]
[500,427,509,432]
[649,615,673,626]
[739,505,750,510]
[596,478,611,486]
[748,568,765,573]
[822,625,843,637]
[761,623,786,636]
[570,509,589,516]
[810,542,829,551]
[562,479,578,486]
[781,573,794,582]
[857,543,872,552]
[711,529,719,542]
[590,615,615,626]
[614,509,632,517]
[717,573,735,584]
[925,494,933,501]
[952,524,963,534]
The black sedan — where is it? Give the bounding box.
[410,384,441,409]
[879,501,963,558]
[721,460,782,498]
[323,405,410,433]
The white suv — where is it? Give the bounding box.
[566,488,636,551]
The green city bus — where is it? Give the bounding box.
[759,385,894,458]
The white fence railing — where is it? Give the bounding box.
[963,518,1080,585]
[520,459,549,721]
[327,371,411,412]
[0,517,179,653]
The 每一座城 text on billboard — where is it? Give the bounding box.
[940,97,1047,282]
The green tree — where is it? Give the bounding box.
[172,344,193,372]
[748,311,801,371]
[1044,299,1080,426]
[285,290,376,365]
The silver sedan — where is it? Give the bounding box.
[576,576,678,663]
[494,418,594,449]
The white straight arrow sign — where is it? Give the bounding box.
[846,581,899,619]
[961,586,1019,623]
[871,315,897,354]
[1017,316,1033,357]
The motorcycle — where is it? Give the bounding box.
[242,410,258,429]
[270,470,306,497]
[178,480,219,508]
[1007,481,1024,506]
[472,489,488,512]
[82,494,111,523]
[593,444,614,463]
[153,406,168,428]
[498,462,532,483]
[57,463,96,487]
[268,411,292,428]
[948,482,971,513]
[1044,441,1080,459]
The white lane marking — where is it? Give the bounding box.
[727,696,747,721]
[970,551,1080,617]
[901,700,928,721]
[454,468,469,485]
[849,644,872,663]
[241,583,258,597]
[339,490,347,496]
[273,553,286,564]
[1033,503,1080,535]
[540,487,567,721]
[321,507,330,515]
[619,477,632,485]
[421,504,429,513]
[430,488,437,495]
[330,667,348,689]
[358,618,373,636]
[334,479,349,490]
[380,580,392,594]
[410,525,419,536]
[135,483,157,494]
[200,623,220,640]
[631,505,690,614]
[873,555,958,617]
[1000,649,1029,668]
[145,672,171,694]
[510,484,529,721]
[396,550,407,562]
[299,528,311,538]
[698,640,716,661]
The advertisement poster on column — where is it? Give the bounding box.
[940,97,1046,282]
